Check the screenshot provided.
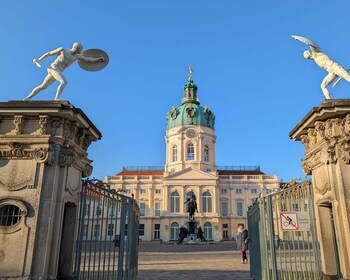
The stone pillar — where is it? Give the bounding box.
[0,101,101,279]
[290,99,350,279]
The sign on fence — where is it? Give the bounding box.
[280,211,310,231]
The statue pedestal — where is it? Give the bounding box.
[0,101,101,279]
[184,219,200,244]
[290,99,350,279]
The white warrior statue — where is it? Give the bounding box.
[24,42,108,101]
[292,35,350,99]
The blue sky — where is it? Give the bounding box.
[2,1,350,182]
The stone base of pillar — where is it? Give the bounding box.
[290,99,350,279]
[0,101,101,279]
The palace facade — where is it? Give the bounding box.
[104,68,279,241]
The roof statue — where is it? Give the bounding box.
[292,35,350,99]
[188,64,194,81]
[24,43,109,101]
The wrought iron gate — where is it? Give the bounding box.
[73,179,140,279]
[248,181,322,280]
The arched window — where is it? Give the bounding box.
[204,145,209,162]
[171,222,180,240]
[187,143,194,160]
[204,222,213,241]
[202,191,212,213]
[172,145,178,162]
[170,191,180,213]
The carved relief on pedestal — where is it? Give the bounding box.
[312,166,333,201]
[0,160,35,191]
[63,120,78,142]
[82,134,92,150]
[302,143,337,175]
[344,114,350,134]
[48,119,60,136]
[58,147,76,167]
[38,115,49,135]
[340,139,350,164]
[0,142,52,164]
[13,115,23,135]
[301,114,350,170]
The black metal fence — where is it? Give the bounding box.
[248,181,322,280]
[73,179,140,279]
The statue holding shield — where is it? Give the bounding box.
[292,35,350,99]
[24,42,108,101]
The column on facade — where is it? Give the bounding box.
[229,185,235,217]
[182,185,187,214]
[214,184,220,215]
[148,186,154,216]
[163,185,169,215]
[197,185,203,213]
[179,135,185,169]
[165,139,169,168]
[244,184,249,217]
[198,135,203,164]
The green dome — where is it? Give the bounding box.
[166,103,215,129]
[166,67,215,129]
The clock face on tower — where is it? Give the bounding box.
[186,129,196,138]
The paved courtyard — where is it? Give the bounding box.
[137,241,253,280]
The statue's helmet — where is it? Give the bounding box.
[303,50,311,59]
[72,42,83,53]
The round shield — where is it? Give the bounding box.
[78,49,109,71]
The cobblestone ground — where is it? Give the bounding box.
[137,241,253,280]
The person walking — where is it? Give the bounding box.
[236,223,249,264]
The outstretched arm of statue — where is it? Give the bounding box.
[33,47,64,67]
[37,47,64,63]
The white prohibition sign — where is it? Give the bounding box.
[280,212,299,231]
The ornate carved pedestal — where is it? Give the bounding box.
[290,99,350,280]
[0,101,101,279]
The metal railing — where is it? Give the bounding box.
[74,179,140,279]
[248,181,322,280]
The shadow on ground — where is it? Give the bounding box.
[137,269,252,280]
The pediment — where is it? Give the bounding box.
[164,167,218,182]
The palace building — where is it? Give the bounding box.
[104,67,279,241]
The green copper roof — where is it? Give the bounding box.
[166,103,215,129]
[166,69,215,129]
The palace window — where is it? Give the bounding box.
[155,189,161,194]
[96,204,102,216]
[154,224,160,240]
[222,224,229,240]
[202,191,212,213]
[82,224,88,238]
[251,188,258,194]
[170,191,180,212]
[139,224,145,236]
[155,202,161,217]
[108,224,114,237]
[84,202,90,217]
[236,188,242,194]
[187,143,194,160]
[204,222,213,241]
[221,188,228,194]
[140,188,146,194]
[171,222,180,240]
[236,202,243,216]
[172,145,178,162]
[204,145,209,162]
[140,203,146,216]
[221,201,228,216]
[94,224,100,238]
